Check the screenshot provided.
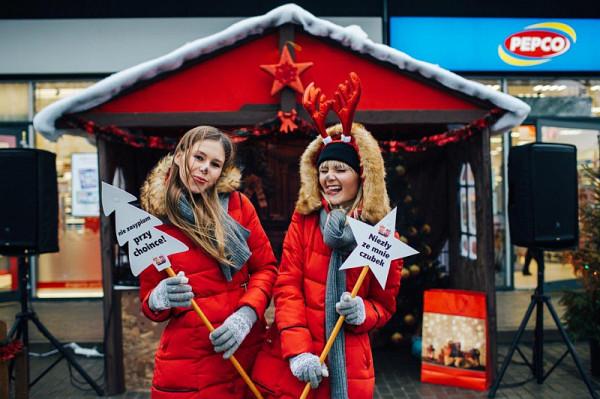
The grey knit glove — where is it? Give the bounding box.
[148,271,194,312]
[289,352,329,388]
[336,292,366,325]
[209,306,257,359]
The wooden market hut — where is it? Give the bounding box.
[34,4,529,394]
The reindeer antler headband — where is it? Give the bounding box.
[302,72,361,145]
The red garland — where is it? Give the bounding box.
[0,339,23,361]
[68,118,178,150]
[65,108,501,151]
[382,108,503,153]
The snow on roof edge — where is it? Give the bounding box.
[33,3,530,141]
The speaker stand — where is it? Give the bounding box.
[8,256,104,395]
[488,249,598,399]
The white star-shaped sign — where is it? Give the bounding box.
[340,208,419,289]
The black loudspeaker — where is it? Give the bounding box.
[0,148,59,255]
[508,142,578,249]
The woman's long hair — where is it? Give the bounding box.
[165,126,235,266]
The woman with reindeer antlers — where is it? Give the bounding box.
[252,73,403,399]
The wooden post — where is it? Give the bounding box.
[278,24,296,113]
[447,129,497,381]
[13,345,27,399]
[0,320,27,399]
[476,127,497,381]
[0,321,8,399]
[98,137,125,394]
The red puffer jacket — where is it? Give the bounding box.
[139,191,277,399]
[253,211,402,399]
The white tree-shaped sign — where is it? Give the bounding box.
[101,182,188,276]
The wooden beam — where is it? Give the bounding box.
[355,110,488,125]
[279,24,297,113]
[65,109,488,129]
[97,137,125,395]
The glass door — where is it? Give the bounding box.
[513,119,600,290]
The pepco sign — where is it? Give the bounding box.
[390,17,600,71]
[498,22,576,66]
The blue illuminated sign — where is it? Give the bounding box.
[389,17,600,72]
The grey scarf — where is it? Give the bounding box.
[320,208,356,399]
[178,193,251,281]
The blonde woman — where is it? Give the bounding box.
[139,126,277,399]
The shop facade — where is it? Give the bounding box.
[389,16,600,291]
[32,5,530,392]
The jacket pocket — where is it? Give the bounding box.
[251,328,285,396]
[359,335,372,369]
[255,381,277,396]
[153,385,199,393]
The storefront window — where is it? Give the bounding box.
[589,80,600,117]
[510,125,536,147]
[538,122,600,289]
[490,132,508,287]
[34,81,102,298]
[34,81,96,115]
[508,125,537,288]
[0,83,29,122]
[0,83,30,297]
[0,125,28,295]
[508,78,593,118]
[509,119,600,289]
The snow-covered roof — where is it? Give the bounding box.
[34,3,530,141]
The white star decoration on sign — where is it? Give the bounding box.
[339,208,419,289]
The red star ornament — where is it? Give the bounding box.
[260,46,313,95]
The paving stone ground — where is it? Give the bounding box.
[8,341,599,398]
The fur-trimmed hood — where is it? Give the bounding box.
[295,123,390,224]
[140,154,241,217]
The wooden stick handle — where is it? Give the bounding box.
[165,267,264,399]
[299,266,370,399]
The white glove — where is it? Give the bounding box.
[148,271,194,312]
[289,352,329,388]
[209,306,257,359]
[335,292,366,325]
